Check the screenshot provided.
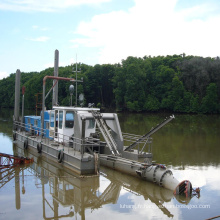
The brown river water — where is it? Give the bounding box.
[0,108,220,220]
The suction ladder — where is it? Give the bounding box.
[91,111,120,156]
[124,115,175,151]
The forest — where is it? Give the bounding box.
[0,54,219,114]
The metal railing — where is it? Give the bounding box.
[13,120,102,156]
[122,132,152,154]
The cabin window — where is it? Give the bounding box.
[88,119,95,129]
[50,112,54,127]
[65,111,74,128]
[59,111,63,129]
[28,118,31,124]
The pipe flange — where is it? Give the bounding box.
[153,165,160,183]
[159,170,173,187]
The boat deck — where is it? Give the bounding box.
[14,130,97,175]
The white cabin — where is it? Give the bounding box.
[50,107,99,143]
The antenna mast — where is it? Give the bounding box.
[72,54,81,106]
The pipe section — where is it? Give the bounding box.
[100,155,192,197]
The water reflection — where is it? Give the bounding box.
[0,144,193,219]
[100,167,178,218]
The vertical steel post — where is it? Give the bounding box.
[21,86,25,125]
[41,83,45,137]
[14,69,21,122]
[72,55,81,107]
[22,95,24,124]
[52,50,59,106]
[75,55,78,106]
[81,116,86,156]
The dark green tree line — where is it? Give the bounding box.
[0,55,219,114]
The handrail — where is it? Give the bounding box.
[13,120,102,156]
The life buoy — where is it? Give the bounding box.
[24,139,28,149]
[58,150,64,163]
[37,143,42,153]
[13,133,16,141]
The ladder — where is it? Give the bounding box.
[91,111,120,156]
[124,115,175,151]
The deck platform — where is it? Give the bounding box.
[14,130,97,175]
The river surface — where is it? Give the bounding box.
[0,108,220,220]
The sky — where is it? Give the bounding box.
[0,0,220,79]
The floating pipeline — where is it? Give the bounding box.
[100,155,200,198]
[0,153,34,168]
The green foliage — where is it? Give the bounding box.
[201,83,219,113]
[0,55,219,114]
[97,102,101,108]
[190,95,200,113]
[144,95,160,111]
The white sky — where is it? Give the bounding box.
[0,0,220,79]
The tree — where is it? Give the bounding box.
[1,54,219,114]
[113,67,126,111]
[201,83,219,113]
[144,95,160,111]
[190,94,200,113]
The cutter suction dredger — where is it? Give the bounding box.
[13,50,197,198]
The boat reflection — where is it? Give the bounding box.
[4,144,192,219]
[100,166,191,218]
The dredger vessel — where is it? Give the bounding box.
[12,50,198,198]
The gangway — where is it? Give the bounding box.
[0,153,33,189]
[0,167,16,189]
[124,115,175,151]
[0,153,34,168]
[91,111,120,156]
